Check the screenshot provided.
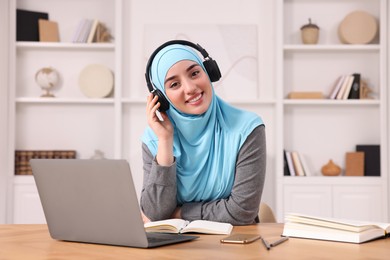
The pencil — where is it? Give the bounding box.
[270,236,289,247]
[261,237,271,250]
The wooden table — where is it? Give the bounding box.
[0,224,389,259]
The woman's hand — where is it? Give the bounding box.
[146,94,174,166]
[141,211,151,223]
[171,207,182,219]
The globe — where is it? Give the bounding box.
[35,67,59,97]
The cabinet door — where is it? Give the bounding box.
[284,185,332,218]
[333,185,383,222]
[13,182,46,224]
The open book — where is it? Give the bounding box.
[144,219,233,235]
[282,213,390,244]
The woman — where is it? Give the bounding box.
[141,41,266,225]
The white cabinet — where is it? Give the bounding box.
[283,178,385,222]
[333,185,383,221]
[276,0,388,222]
[13,177,45,224]
[283,185,332,217]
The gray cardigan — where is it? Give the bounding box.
[140,125,266,225]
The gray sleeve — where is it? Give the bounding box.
[181,125,266,225]
[139,143,178,221]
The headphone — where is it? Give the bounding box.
[145,40,221,112]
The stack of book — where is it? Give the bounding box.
[283,213,390,244]
[15,150,76,175]
[72,19,108,43]
[283,150,311,176]
[328,73,362,99]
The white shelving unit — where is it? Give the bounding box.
[7,0,123,223]
[6,0,388,224]
[5,0,279,224]
[276,0,388,222]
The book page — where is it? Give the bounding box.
[181,220,233,235]
[144,219,189,233]
[286,213,390,233]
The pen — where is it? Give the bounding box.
[270,236,289,247]
[261,237,271,250]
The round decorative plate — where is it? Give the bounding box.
[78,64,114,98]
[338,10,378,44]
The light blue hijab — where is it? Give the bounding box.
[142,44,264,205]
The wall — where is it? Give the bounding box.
[0,0,10,223]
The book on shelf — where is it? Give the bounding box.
[299,153,311,176]
[341,75,355,99]
[282,213,390,244]
[87,19,100,43]
[328,75,346,99]
[16,9,49,41]
[38,19,59,42]
[329,73,362,100]
[72,19,107,43]
[336,75,354,100]
[356,144,380,176]
[283,150,291,176]
[144,219,233,235]
[291,151,305,176]
[348,73,361,99]
[345,151,364,176]
[72,19,93,43]
[287,91,323,99]
[284,151,296,176]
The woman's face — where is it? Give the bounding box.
[164,60,212,115]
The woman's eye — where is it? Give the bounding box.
[169,82,179,89]
[191,70,200,77]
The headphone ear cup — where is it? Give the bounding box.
[153,89,170,112]
[203,59,221,82]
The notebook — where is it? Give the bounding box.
[30,159,198,248]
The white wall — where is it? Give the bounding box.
[0,0,10,223]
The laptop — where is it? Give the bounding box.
[30,159,198,248]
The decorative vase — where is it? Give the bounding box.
[301,18,320,44]
[321,160,341,176]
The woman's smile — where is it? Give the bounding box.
[186,92,203,104]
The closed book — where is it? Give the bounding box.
[283,150,291,176]
[299,153,311,176]
[38,19,59,42]
[87,19,100,43]
[345,152,364,176]
[283,213,390,244]
[356,145,380,176]
[336,75,353,100]
[342,75,355,99]
[291,151,305,176]
[285,151,296,176]
[329,75,346,99]
[16,9,49,41]
[287,91,323,99]
[348,73,361,99]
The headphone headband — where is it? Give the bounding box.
[145,40,221,112]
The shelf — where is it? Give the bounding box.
[283,99,380,106]
[16,42,115,51]
[284,44,381,52]
[15,97,114,104]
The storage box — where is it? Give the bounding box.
[15,150,76,175]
